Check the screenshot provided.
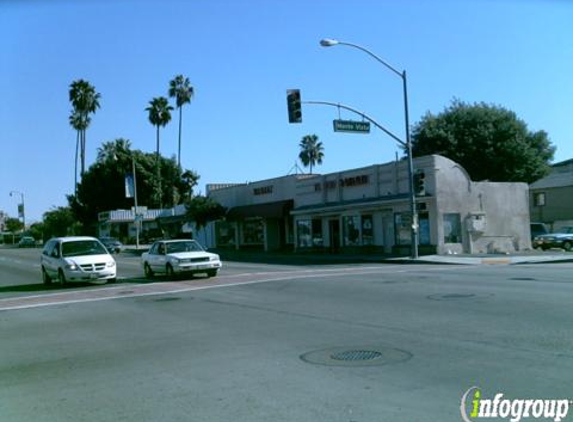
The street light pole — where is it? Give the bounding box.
[9,190,25,231]
[320,38,419,259]
[132,155,140,250]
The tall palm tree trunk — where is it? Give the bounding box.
[155,125,162,209]
[177,105,183,169]
[80,128,86,176]
[74,130,80,194]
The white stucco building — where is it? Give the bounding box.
[206,155,531,255]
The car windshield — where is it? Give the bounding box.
[62,240,108,257]
[165,241,203,254]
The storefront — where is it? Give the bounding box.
[207,154,531,255]
[98,208,163,243]
[207,177,305,252]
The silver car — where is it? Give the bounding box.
[41,236,117,285]
[141,239,222,279]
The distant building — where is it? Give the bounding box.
[206,155,531,255]
[0,210,6,232]
[98,207,163,242]
[529,159,573,231]
[97,205,210,246]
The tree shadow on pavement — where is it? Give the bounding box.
[0,278,153,294]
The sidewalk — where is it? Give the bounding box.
[121,244,573,266]
[209,249,573,266]
[386,252,573,266]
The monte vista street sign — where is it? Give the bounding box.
[333,119,371,134]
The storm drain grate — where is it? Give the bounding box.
[427,293,493,301]
[154,297,182,302]
[301,346,412,367]
[331,350,383,362]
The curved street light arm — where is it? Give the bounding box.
[303,100,406,147]
[335,41,403,79]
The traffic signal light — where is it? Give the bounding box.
[286,89,302,123]
[413,170,426,195]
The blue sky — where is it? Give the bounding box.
[1,0,572,223]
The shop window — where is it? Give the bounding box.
[242,218,264,245]
[297,220,312,248]
[534,192,546,207]
[394,213,411,245]
[286,218,294,245]
[216,221,236,247]
[362,215,374,245]
[419,212,431,245]
[312,219,323,247]
[443,213,461,243]
[343,215,360,246]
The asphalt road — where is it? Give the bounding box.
[1,247,573,422]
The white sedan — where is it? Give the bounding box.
[141,239,222,279]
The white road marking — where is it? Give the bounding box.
[0,264,467,312]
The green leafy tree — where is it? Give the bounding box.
[69,79,101,176]
[168,75,195,169]
[5,217,23,233]
[43,207,77,238]
[298,134,325,174]
[185,196,226,231]
[411,99,555,183]
[146,96,174,207]
[28,222,45,242]
[69,139,199,233]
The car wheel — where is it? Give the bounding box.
[42,267,52,285]
[144,263,154,279]
[58,269,68,286]
[207,269,218,278]
[563,242,572,252]
[166,264,175,280]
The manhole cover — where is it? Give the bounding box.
[427,293,493,301]
[301,346,412,367]
[509,277,537,281]
[442,293,475,299]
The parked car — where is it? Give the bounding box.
[40,236,117,285]
[18,236,36,248]
[530,222,548,241]
[99,237,123,254]
[141,239,222,279]
[532,226,573,251]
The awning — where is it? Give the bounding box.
[227,200,293,220]
[157,214,187,225]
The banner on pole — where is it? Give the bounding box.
[125,174,135,198]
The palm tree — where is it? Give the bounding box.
[146,96,173,208]
[298,134,325,174]
[69,110,90,194]
[168,75,194,169]
[69,79,101,176]
[97,138,132,163]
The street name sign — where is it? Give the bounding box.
[333,119,371,134]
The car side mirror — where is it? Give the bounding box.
[51,250,60,258]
